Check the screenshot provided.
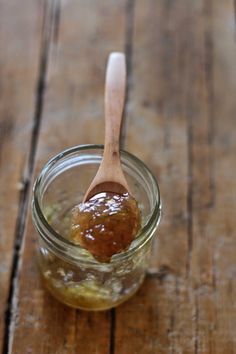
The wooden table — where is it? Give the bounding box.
[1,0,236,353]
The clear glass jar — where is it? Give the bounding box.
[32,145,161,310]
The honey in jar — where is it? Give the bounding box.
[70,192,141,262]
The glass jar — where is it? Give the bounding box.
[32,145,161,310]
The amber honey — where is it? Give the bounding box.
[70,192,141,262]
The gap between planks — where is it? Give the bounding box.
[120,0,135,150]
[187,1,215,352]
[234,0,236,37]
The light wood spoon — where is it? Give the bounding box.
[83,52,130,202]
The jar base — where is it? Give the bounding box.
[41,273,145,311]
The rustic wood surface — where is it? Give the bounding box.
[0,1,43,353]
[0,0,236,353]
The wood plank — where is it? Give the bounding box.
[124,0,190,276]
[116,0,195,352]
[116,275,196,354]
[122,0,236,352]
[35,0,128,164]
[10,1,128,353]
[0,1,42,352]
[115,0,236,352]
[190,0,236,352]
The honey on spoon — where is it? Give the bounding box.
[70,53,141,262]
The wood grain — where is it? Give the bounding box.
[0,1,42,352]
[116,1,193,352]
[190,1,236,352]
[116,0,236,353]
[125,0,190,274]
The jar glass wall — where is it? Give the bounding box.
[32,145,161,310]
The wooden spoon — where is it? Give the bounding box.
[83,52,130,202]
[71,52,140,262]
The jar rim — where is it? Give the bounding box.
[32,144,161,264]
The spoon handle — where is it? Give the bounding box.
[104,52,126,159]
[82,53,128,201]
